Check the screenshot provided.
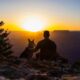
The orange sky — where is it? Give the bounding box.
[0,0,80,32]
[3,22,80,32]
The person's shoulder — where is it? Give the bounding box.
[37,39,44,45]
[49,39,56,45]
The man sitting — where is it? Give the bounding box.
[34,31,59,60]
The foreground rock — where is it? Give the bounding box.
[0,59,80,80]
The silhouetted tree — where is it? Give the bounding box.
[0,21,13,60]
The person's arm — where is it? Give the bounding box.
[34,42,40,52]
[32,42,40,59]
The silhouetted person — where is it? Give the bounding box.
[34,31,59,60]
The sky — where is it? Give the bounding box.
[0,0,80,31]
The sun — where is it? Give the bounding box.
[21,16,46,32]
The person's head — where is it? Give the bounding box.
[44,31,50,39]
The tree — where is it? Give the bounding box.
[0,21,13,60]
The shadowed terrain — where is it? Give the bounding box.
[9,30,80,63]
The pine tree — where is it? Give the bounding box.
[0,21,13,60]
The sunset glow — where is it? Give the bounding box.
[20,16,47,32]
[0,0,80,31]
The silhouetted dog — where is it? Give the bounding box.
[20,39,35,60]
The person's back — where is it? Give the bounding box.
[38,39,57,60]
[35,31,59,60]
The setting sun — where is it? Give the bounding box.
[20,16,47,32]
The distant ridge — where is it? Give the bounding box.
[8,30,80,63]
